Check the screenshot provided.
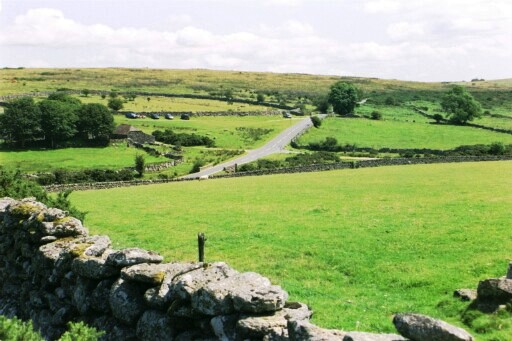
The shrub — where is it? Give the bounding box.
[370,111,382,120]
[135,154,145,178]
[489,142,505,155]
[310,116,322,128]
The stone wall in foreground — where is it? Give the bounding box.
[0,198,474,340]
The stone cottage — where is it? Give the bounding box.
[112,124,155,144]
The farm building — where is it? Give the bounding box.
[112,124,155,144]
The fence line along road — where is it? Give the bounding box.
[181,116,321,179]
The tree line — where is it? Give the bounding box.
[0,93,115,148]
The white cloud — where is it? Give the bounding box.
[387,22,425,41]
[364,0,401,13]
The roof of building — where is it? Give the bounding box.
[113,124,140,136]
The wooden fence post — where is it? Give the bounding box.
[198,233,206,262]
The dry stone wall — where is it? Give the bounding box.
[0,198,476,340]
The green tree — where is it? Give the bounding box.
[38,99,78,148]
[0,97,41,147]
[108,98,124,112]
[47,93,82,107]
[82,89,90,97]
[77,103,114,143]
[327,81,358,115]
[135,154,145,177]
[256,93,265,103]
[441,85,482,124]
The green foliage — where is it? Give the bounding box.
[191,159,205,173]
[81,89,90,97]
[152,129,215,147]
[489,141,506,155]
[313,95,330,113]
[256,93,265,103]
[327,81,358,115]
[0,167,47,201]
[77,103,114,143]
[433,113,444,123]
[310,116,322,128]
[39,99,78,148]
[370,111,383,120]
[107,97,124,112]
[59,321,104,341]
[0,316,44,341]
[0,97,41,147]
[46,190,87,222]
[36,168,134,185]
[135,154,145,177]
[441,85,482,124]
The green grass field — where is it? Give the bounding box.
[114,115,298,149]
[70,161,512,340]
[0,144,162,172]
[298,117,512,150]
[71,94,270,112]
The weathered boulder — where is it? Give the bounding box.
[136,310,176,341]
[477,278,512,302]
[72,276,97,315]
[288,320,347,340]
[106,248,163,267]
[237,303,311,339]
[91,278,116,313]
[121,263,169,285]
[211,314,239,340]
[40,216,88,238]
[231,272,288,313]
[172,262,237,301]
[109,278,146,324]
[393,313,473,341]
[72,253,119,280]
[454,289,477,301]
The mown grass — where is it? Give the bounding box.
[0,143,162,172]
[298,117,512,150]
[70,161,512,340]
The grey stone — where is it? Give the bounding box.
[136,310,176,341]
[477,278,512,302]
[236,303,312,340]
[72,276,97,315]
[288,320,347,340]
[121,263,169,285]
[454,289,477,301]
[83,235,111,257]
[151,263,204,307]
[91,279,116,313]
[211,315,239,340]
[172,262,237,301]
[344,331,408,341]
[109,278,146,324]
[393,313,473,341]
[106,248,163,267]
[231,272,288,313]
[72,255,119,280]
[40,236,58,244]
[40,216,88,238]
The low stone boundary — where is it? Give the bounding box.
[120,110,282,117]
[44,156,512,192]
[0,198,475,340]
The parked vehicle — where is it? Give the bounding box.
[283,112,292,118]
[164,114,174,120]
[181,113,190,120]
[125,112,137,119]
[150,113,160,119]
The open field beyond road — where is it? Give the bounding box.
[71,161,512,340]
[299,117,512,150]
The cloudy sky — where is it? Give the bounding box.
[1,0,511,81]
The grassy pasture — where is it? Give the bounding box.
[298,117,512,150]
[113,115,298,149]
[71,94,269,112]
[0,144,162,172]
[70,161,512,339]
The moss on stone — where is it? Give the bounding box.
[151,271,165,284]
[69,243,92,258]
[10,203,41,218]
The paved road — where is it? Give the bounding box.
[182,116,321,179]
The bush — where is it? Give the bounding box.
[370,111,382,120]
[310,116,322,128]
[191,160,205,173]
[135,154,145,178]
[489,142,505,155]
[152,129,215,147]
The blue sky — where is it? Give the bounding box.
[1,0,511,81]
